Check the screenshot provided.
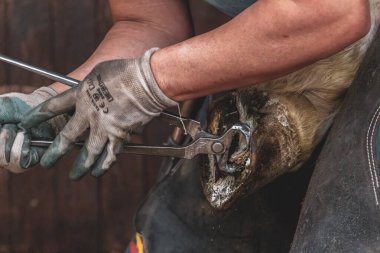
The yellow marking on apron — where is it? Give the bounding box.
[136,233,144,253]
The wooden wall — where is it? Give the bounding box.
[0,0,229,252]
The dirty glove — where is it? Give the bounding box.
[21,48,178,180]
[0,87,67,173]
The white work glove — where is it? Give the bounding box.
[0,87,67,173]
[21,48,177,180]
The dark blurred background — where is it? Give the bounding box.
[0,1,229,252]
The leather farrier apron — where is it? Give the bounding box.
[291,26,380,253]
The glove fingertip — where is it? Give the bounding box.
[91,167,108,178]
[40,133,75,168]
[91,142,121,178]
[20,150,39,169]
[40,149,60,169]
[91,155,112,177]
[69,147,94,180]
[69,170,84,181]
[69,166,87,180]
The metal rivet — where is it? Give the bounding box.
[212,142,224,153]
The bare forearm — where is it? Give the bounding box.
[49,0,193,93]
[51,20,192,92]
[152,0,370,101]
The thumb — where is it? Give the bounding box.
[20,88,76,129]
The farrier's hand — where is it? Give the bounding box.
[20,48,177,180]
[0,87,67,173]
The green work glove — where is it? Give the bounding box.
[21,48,178,180]
[0,87,67,173]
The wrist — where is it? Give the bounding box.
[141,48,178,110]
[49,82,71,93]
[150,48,180,102]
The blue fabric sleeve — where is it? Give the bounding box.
[205,0,257,17]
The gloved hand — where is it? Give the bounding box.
[20,48,178,180]
[0,87,68,173]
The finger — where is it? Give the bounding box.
[5,131,39,173]
[6,131,28,173]
[40,113,88,168]
[20,88,77,129]
[17,131,44,169]
[0,124,17,167]
[91,137,124,178]
[69,127,108,181]
[0,126,45,172]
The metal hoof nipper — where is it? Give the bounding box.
[31,111,252,161]
[0,53,253,161]
[201,94,259,210]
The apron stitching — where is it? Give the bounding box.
[366,104,380,206]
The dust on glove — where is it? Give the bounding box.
[0,87,67,173]
[21,48,178,180]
